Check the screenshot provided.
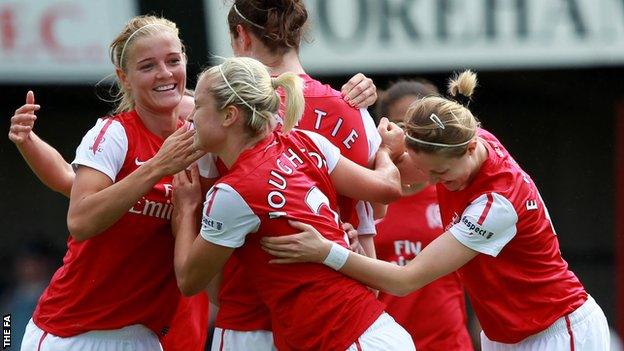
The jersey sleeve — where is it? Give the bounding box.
[359,108,381,165]
[449,193,518,257]
[300,130,341,173]
[200,183,261,248]
[196,153,220,179]
[355,200,376,235]
[72,118,128,182]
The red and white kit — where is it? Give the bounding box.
[437,129,609,350]
[23,111,214,351]
[375,185,474,351]
[201,130,411,351]
[293,74,380,234]
[211,74,381,350]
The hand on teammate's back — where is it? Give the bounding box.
[341,73,377,108]
[261,220,332,264]
[9,91,39,145]
[150,127,205,176]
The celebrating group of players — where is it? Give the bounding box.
[8,1,611,350]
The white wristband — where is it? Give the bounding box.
[322,242,350,270]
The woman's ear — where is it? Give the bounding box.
[466,139,478,155]
[222,105,240,128]
[116,67,131,92]
[236,24,253,52]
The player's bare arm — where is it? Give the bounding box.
[9,91,74,196]
[68,127,202,241]
[173,164,233,296]
[262,220,477,296]
[329,121,404,204]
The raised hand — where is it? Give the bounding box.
[377,117,405,161]
[9,91,40,145]
[341,73,377,108]
[172,164,203,238]
[172,164,203,213]
[150,127,206,176]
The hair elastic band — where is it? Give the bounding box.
[405,132,474,148]
[233,4,265,30]
[218,64,258,119]
[118,23,165,68]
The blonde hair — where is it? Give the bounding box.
[108,15,184,114]
[199,57,304,135]
[403,70,480,157]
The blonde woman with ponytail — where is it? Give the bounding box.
[172,56,414,351]
[209,2,384,349]
[262,70,610,351]
[16,15,213,351]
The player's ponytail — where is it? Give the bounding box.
[447,70,477,107]
[271,73,304,132]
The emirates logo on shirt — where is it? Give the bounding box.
[127,184,174,220]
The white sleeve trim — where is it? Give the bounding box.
[200,183,260,248]
[72,118,127,182]
[359,108,381,165]
[196,153,220,179]
[355,200,376,235]
[299,130,341,173]
[449,192,518,257]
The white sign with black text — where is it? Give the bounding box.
[205,0,624,74]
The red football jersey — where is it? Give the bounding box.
[33,111,208,350]
[437,129,587,343]
[293,74,380,233]
[375,186,473,351]
[201,130,384,351]
[215,74,380,332]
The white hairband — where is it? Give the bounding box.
[233,4,265,30]
[118,23,166,68]
[405,132,474,148]
[218,64,258,118]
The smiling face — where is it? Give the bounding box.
[406,141,479,191]
[120,32,186,113]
